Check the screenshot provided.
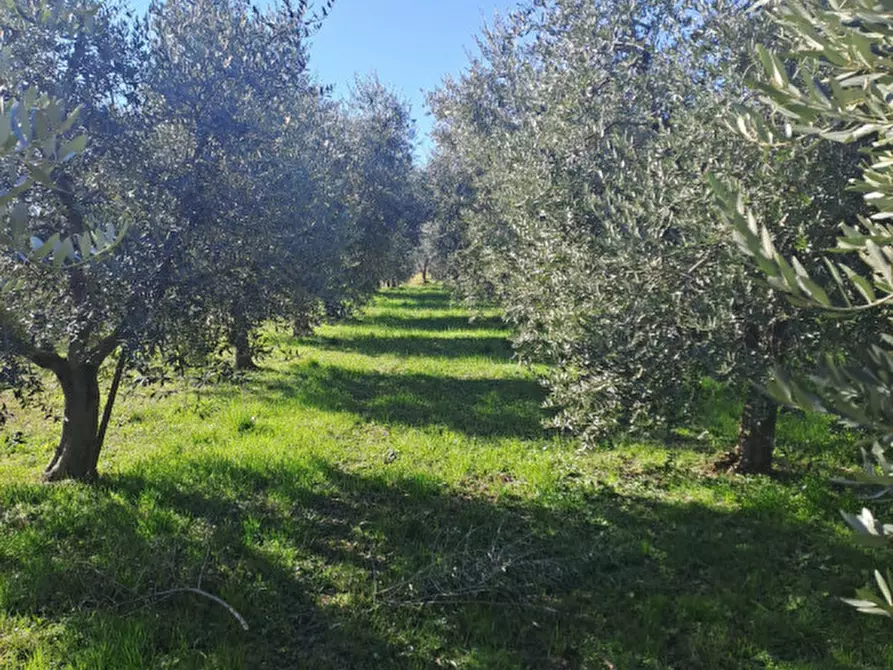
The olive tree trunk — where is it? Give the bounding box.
[736,386,778,475]
[292,309,314,337]
[44,363,102,482]
[230,317,257,370]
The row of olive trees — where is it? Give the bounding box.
[425,0,871,473]
[0,0,424,481]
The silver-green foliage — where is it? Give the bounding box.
[712,0,893,615]
[0,0,423,479]
[429,0,862,447]
[0,88,122,278]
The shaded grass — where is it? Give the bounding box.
[0,284,889,669]
[311,334,514,359]
[260,367,546,438]
[353,313,508,333]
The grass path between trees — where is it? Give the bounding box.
[1,285,892,668]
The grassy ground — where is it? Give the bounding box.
[0,285,891,669]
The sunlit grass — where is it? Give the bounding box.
[0,285,889,669]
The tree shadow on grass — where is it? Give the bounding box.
[263,364,547,439]
[352,314,507,333]
[310,334,514,360]
[0,466,402,669]
[1,457,889,668]
[377,288,453,308]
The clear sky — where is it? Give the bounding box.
[130,0,521,162]
[308,0,519,161]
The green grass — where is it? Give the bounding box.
[0,285,891,668]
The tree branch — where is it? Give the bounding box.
[28,347,66,373]
[151,587,249,631]
[85,330,121,367]
[0,315,66,372]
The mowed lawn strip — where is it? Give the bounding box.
[0,285,890,669]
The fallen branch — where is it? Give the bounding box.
[151,587,249,631]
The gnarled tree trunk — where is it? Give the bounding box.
[44,363,101,482]
[736,386,778,475]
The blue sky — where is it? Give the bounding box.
[309,0,518,160]
[131,0,520,161]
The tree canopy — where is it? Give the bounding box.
[0,0,425,480]
[427,0,868,472]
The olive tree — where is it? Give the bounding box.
[0,0,345,479]
[427,0,865,471]
[143,0,342,370]
[712,0,893,615]
[0,0,170,481]
[416,151,474,285]
[334,76,425,300]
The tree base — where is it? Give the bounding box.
[735,387,778,475]
[43,461,98,483]
[43,363,102,483]
[234,358,260,371]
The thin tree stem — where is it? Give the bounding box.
[97,348,126,453]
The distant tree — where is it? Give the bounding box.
[417,151,473,285]
[335,76,425,298]
[415,221,436,283]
